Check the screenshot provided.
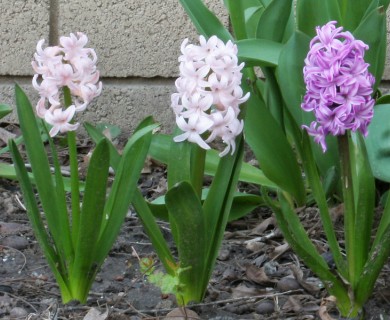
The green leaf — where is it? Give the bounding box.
[277,31,340,178]
[276,31,310,126]
[132,188,175,274]
[237,39,283,67]
[70,139,110,301]
[179,0,232,42]
[296,0,341,36]
[13,84,73,262]
[243,79,306,205]
[149,190,265,222]
[356,222,390,307]
[84,122,121,171]
[0,104,12,119]
[353,5,387,91]
[349,132,375,279]
[365,104,390,182]
[149,134,277,188]
[95,117,156,264]
[301,131,346,276]
[0,162,83,192]
[245,6,265,38]
[380,0,390,10]
[338,0,377,30]
[9,140,71,300]
[256,0,293,43]
[264,190,352,314]
[375,94,390,105]
[165,181,206,304]
[201,135,245,299]
[229,193,265,221]
[95,123,121,140]
[167,128,192,189]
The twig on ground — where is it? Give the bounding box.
[0,290,39,312]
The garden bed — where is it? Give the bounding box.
[0,132,390,319]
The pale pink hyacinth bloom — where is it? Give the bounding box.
[32,32,102,137]
[172,35,249,156]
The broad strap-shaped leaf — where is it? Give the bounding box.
[149,134,277,188]
[365,104,390,182]
[301,131,346,277]
[276,31,310,126]
[132,188,175,274]
[296,0,341,37]
[0,162,82,192]
[165,181,206,304]
[353,5,387,92]
[228,193,265,221]
[264,190,352,315]
[0,104,12,119]
[179,0,232,42]
[256,0,293,43]
[356,222,390,307]
[149,190,265,223]
[9,140,72,300]
[70,139,110,301]
[237,39,283,67]
[201,135,245,299]
[348,132,375,280]
[14,84,73,262]
[84,122,121,171]
[277,31,340,178]
[167,127,192,189]
[338,0,377,30]
[380,0,390,10]
[95,117,157,264]
[244,5,265,38]
[243,77,306,205]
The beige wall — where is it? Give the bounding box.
[1,1,389,134]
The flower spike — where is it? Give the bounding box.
[32,32,102,137]
[301,21,375,152]
[172,35,249,156]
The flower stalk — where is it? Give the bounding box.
[338,134,358,287]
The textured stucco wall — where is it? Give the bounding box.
[0,0,228,134]
[1,1,390,134]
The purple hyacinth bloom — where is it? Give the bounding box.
[301,21,375,152]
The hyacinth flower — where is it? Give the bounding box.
[8,33,157,303]
[277,21,390,318]
[172,35,249,156]
[301,21,375,152]
[133,35,250,305]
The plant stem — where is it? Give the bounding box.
[338,134,356,287]
[63,87,81,247]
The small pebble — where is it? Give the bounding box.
[10,307,28,318]
[0,235,29,250]
[218,248,230,261]
[277,276,301,292]
[263,261,279,276]
[222,268,237,281]
[164,308,200,320]
[256,301,274,315]
[155,299,173,310]
[246,241,264,252]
